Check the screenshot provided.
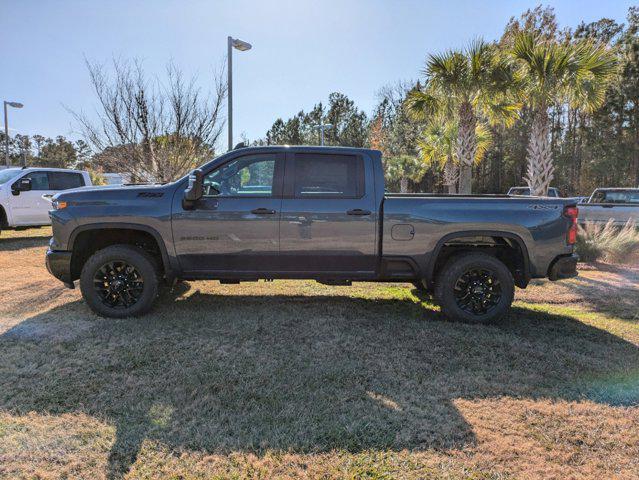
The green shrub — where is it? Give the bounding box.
[576,220,639,263]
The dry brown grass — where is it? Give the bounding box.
[1,228,638,479]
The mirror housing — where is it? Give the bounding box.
[182,169,203,210]
[11,177,32,195]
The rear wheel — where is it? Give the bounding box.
[80,245,159,318]
[434,253,514,323]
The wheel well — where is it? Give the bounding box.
[0,204,7,228]
[70,228,165,281]
[431,235,529,288]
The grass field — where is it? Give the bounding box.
[1,227,638,479]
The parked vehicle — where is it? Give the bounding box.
[103,173,126,185]
[507,186,560,197]
[578,188,639,226]
[46,146,579,323]
[0,167,91,234]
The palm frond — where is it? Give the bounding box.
[512,31,537,65]
[417,120,456,169]
[426,50,469,95]
[417,119,491,167]
[404,90,440,122]
[473,122,493,164]
[510,32,619,113]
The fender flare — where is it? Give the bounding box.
[68,223,174,279]
[425,230,531,284]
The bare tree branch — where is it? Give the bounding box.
[72,58,227,183]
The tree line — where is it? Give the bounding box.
[262,6,639,196]
[1,133,91,170]
[3,6,637,195]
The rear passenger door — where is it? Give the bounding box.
[279,152,378,276]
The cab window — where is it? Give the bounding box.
[24,171,50,190]
[203,154,276,197]
[292,153,363,198]
[49,172,85,190]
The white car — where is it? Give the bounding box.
[0,167,92,233]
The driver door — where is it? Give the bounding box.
[172,152,284,275]
[8,171,55,225]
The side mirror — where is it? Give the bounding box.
[11,177,32,195]
[182,169,203,210]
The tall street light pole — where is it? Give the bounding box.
[3,101,24,167]
[227,36,252,151]
[313,121,333,146]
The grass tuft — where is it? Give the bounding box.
[576,219,639,263]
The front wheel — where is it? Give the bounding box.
[434,253,514,323]
[80,245,159,318]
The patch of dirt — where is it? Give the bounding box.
[517,262,639,320]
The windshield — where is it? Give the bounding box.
[0,169,20,185]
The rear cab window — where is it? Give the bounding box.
[49,172,85,190]
[290,153,364,198]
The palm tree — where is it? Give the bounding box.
[418,120,492,193]
[511,32,618,196]
[407,40,518,194]
[384,155,425,193]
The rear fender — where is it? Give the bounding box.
[425,230,531,287]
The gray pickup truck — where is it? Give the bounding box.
[578,188,639,226]
[46,146,579,323]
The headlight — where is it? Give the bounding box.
[52,200,68,210]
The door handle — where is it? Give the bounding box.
[251,208,276,215]
[347,209,371,216]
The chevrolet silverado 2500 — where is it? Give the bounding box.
[46,146,579,322]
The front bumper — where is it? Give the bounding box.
[45,248,74,288]
[548,254,579,281]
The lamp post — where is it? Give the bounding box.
[4,101,24,167]
[227,36,252,151]
[313,121,333,146]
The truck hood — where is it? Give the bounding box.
[54,183,169,199]
[52,183,175,204]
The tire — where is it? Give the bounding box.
[434,252,514,323]
[80,245,159,318]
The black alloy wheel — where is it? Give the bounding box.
[435,253,515,323]
[80,245,159,318]
[93,261,145,309]
[453,268,502,316]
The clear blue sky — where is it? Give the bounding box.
[1,0,635,147]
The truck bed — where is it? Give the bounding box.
[382,194,577,280]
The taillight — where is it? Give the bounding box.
[564,206,578,245]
